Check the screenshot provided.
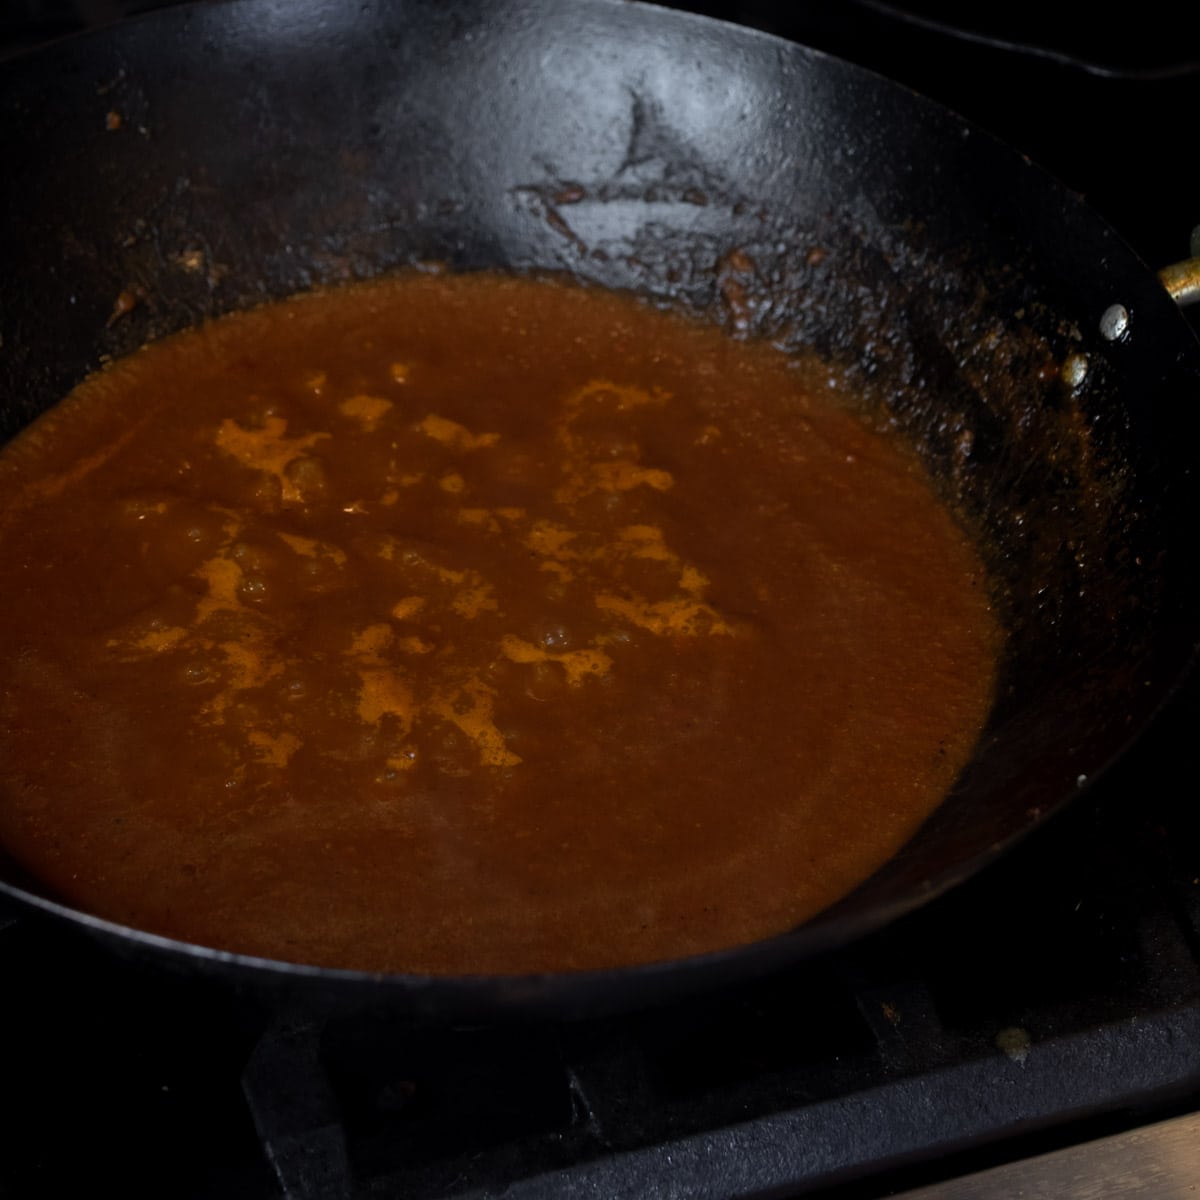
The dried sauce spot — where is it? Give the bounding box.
[106,289,139,327]
[178,248,205,273]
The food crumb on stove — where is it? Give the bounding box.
[995,1026,1032,1064]
[105,110,122,131]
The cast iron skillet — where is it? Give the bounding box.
[1,0,1198,1021]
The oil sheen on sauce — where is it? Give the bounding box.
[0,273,999,975]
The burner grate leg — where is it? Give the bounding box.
[242,1014,353,1200]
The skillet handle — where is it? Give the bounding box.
[1158,259,1200,306]
[1158,227,1200,306]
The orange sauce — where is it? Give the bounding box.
[0,273,999,973]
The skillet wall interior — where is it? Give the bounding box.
[1,0,1198,968]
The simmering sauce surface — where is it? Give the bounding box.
[0,273,998,974]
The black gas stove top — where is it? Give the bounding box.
[1,4,1198,1198]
